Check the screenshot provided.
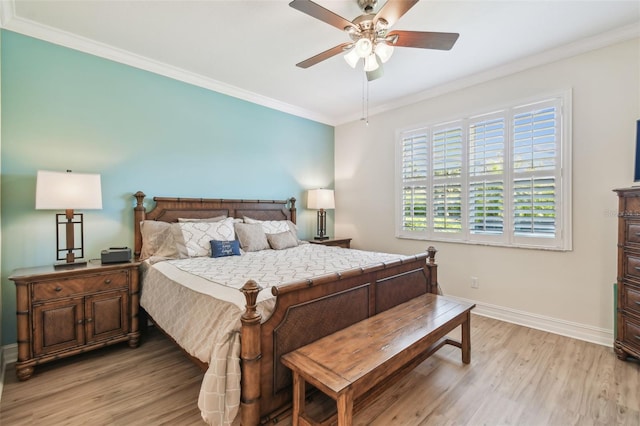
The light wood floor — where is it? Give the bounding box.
[1,315,638,426]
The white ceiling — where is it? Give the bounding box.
[1,0,639,125]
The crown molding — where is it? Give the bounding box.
[340,23,640,125]
[0,1,336,126]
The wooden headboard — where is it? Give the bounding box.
[132,191,296,260]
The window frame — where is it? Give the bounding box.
[395,91,572,251]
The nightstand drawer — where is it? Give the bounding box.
[32,271,129,302]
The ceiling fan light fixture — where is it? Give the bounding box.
[344,48,360,68]
[374,41,394,63]
[354,38,373,58]
[363,53,379,72]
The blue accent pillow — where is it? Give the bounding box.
[210,240,241,258]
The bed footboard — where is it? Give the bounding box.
[239,247,438,425]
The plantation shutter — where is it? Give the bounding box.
[512,100,560,238]
[395,92,569,250]
[400,132,429,233]
[432,124,463,233]
[468,114,505,235]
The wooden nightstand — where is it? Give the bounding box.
[9,260,141,380]
[308,238,352,249]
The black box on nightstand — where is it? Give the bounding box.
[101,247,132,264]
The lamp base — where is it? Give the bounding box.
[54,260,87,269]
[314,236,330,241]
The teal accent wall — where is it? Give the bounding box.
[0,30,335,345]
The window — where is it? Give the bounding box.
[396,93,571,250]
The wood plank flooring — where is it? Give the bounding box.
[1,315,638,426]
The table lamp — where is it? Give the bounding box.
[35,170,102,267]
[307,189,334,240]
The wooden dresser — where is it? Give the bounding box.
[614,187,640,361]
[9,260,141,380]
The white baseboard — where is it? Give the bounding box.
[3,343,18,365]
[0,344,18,402]
[447,295,614,347]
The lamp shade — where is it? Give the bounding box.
[363,54,380,72]
[374,41,394,63]
[354,38,373,58]
[36,170,103,210]
[344,48,360,68]
[307,189,335,210]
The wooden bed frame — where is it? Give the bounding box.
[133,191,439,425]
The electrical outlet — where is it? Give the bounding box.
[471,276,479,289]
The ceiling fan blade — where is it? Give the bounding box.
[387,30,459,50]
[296,42,353,68]
[375,0,419,27]
[289,0,356,31]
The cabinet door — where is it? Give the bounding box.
[33,297,85,356]
[86,290,129,343]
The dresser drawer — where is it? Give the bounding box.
[32,271,129,302]
[623,285,640,317]
[620,316,640,352]
[625,221,640,246]
[624,254,640,282]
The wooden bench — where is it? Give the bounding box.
[281,293,475,426]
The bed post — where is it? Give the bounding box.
[289,197,297,224]
[427,246,438,295]
[133,191,146,260]
[240,280,263,426]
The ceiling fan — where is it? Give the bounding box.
[289,0,459,81]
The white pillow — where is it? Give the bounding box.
[244,216,297,235]
[179,217,235,257]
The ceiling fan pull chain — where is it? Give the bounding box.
[360,70,370,125]
[366,79,370,126]
[361,70,366,123]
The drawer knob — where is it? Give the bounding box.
[55,287,62,292]
[77,319,83,324]
[86,318,93,323]
[104,279,112,285]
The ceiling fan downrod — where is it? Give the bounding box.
[357,0,378,14]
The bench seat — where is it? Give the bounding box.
[281,293,475,426]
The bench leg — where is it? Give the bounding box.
[336,389,354,426]
[292,371,306,426]
[461,311,471,364]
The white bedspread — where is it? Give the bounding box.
[140,244,409,425]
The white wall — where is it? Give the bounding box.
[335,38,640,344]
